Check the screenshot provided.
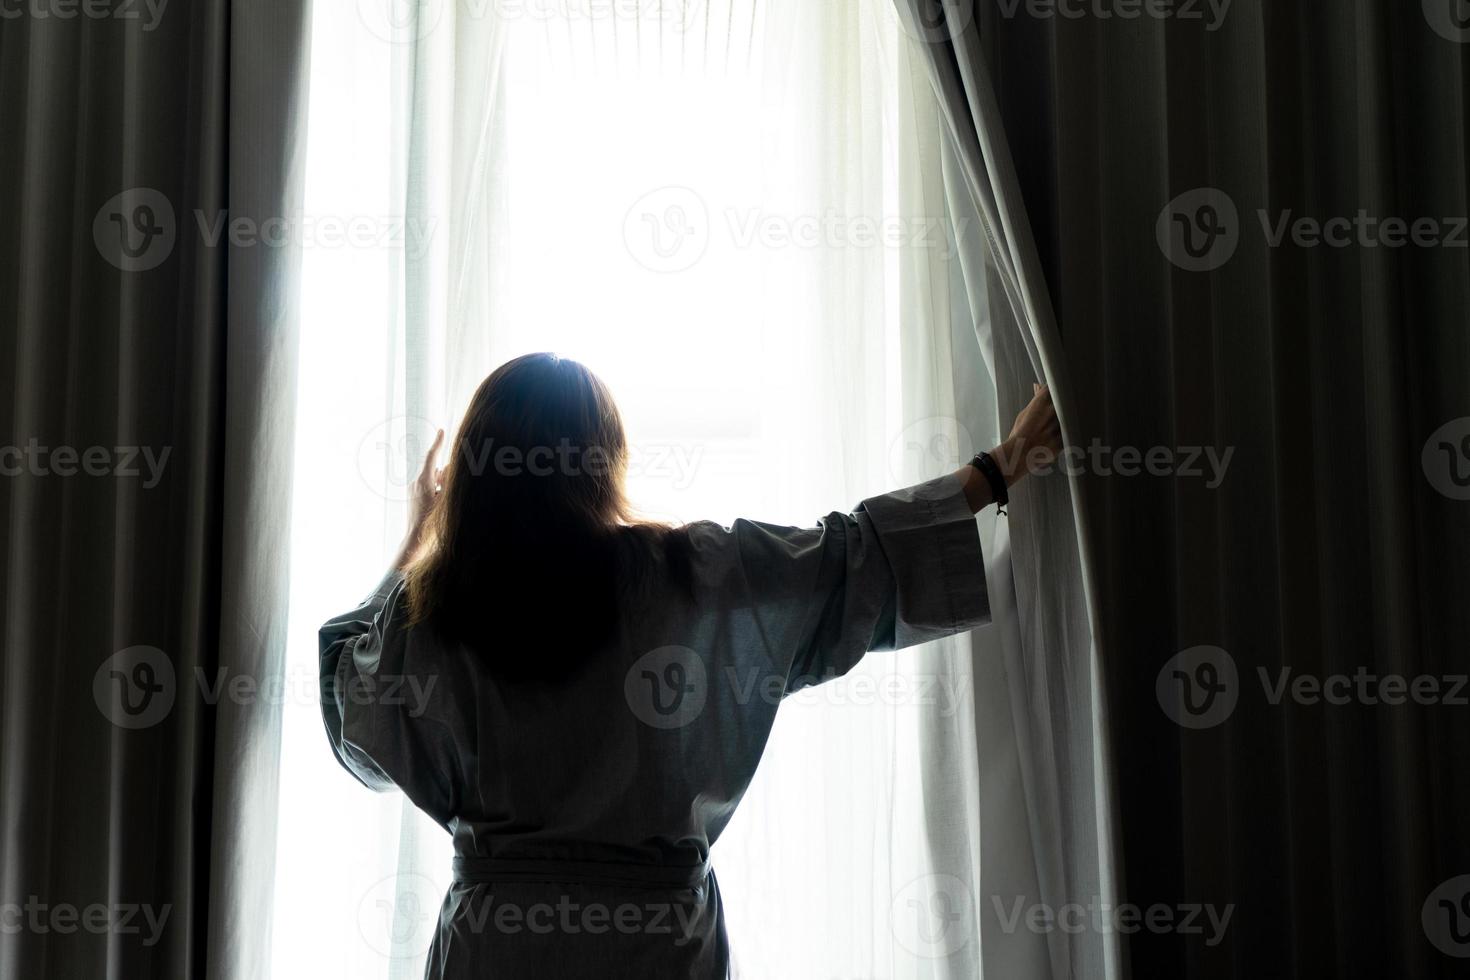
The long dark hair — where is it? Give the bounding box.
[404,353,689,678]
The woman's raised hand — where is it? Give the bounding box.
[997,384,1062,484]
[411,429,445,531]
[396,428,444,569]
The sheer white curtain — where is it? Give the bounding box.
[273,1,1054,977]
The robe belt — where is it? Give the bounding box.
[451,855,710,890]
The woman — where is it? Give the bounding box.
[321,352,1061,978]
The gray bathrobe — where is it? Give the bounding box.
[320,473,990,979]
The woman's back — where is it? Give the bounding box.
[317,353,1058,977]
[321,479,990,978]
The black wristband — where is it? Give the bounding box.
[970,451,1009,515]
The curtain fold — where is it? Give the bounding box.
[980,1,1470,977]
[890,3,1123,978]
[267,4,510,976]
[205,5,314,980]
[0,3,310,978]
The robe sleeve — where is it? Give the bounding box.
[318,570,462,827]
[686,471,990,695]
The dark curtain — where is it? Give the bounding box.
[0,3,309,978]
[978,1,1470,977]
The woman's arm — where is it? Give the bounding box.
[956,384,1063,513]
[392,384,1062,567]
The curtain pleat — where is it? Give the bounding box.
[0,3,310,978]
[982,1,1470,976]
[889,3,1123,979]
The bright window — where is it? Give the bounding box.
[273,3,981,977]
